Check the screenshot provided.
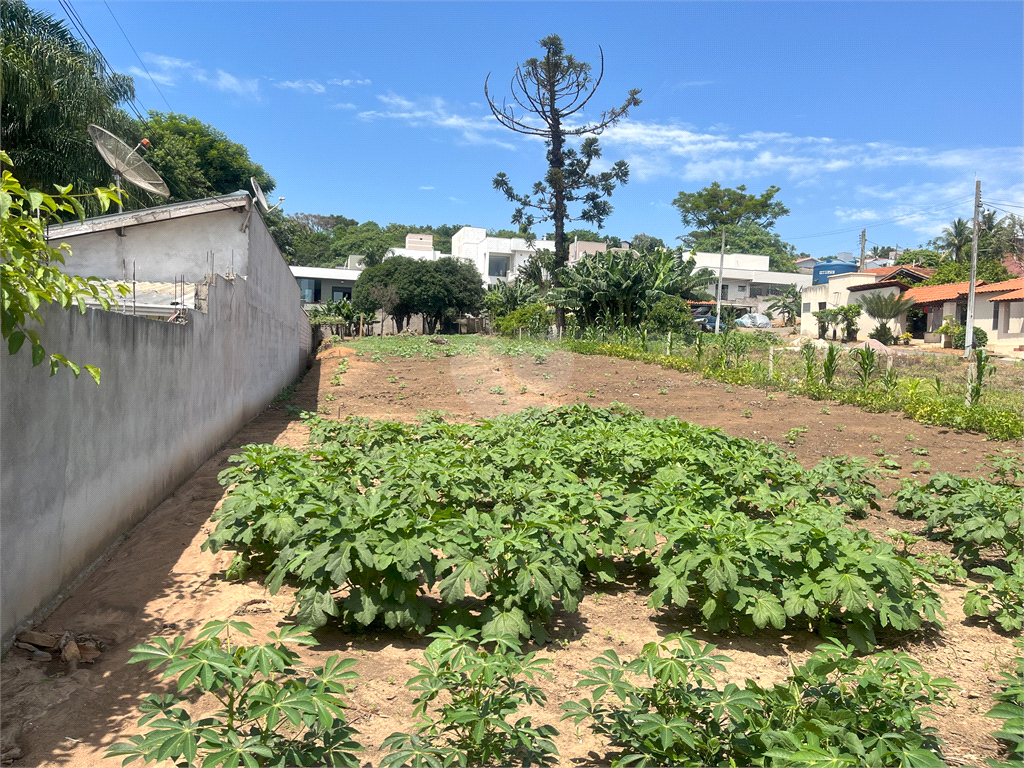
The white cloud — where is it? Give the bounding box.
[358,93,515,150]
[277,79,326,94]
[129,53,259,100]
[833,207,881,222]
[419,186,435,190]
[212,70,259,99]
[448,196,463,203]
[125,66,176,87]
[328,78,372,87]
[332,102,357,110]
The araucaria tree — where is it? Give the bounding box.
[486,34,642,329]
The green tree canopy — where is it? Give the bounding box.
[352,257,484,333]
[895,249,941,268]
[672,182,790,245]
[1,0,136,195]
[130,112,274,203]
[628,233,666,254]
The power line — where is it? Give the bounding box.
[57,0,147,120]
[102,0,173,113]
[786,196,974,240]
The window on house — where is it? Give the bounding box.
[297,278,321,303]
[803,303,811,313]
[737,284,747,294]
[721,284,729,300]
[488,255,510,277]
[958,304,967,324]
[992,302,1000,331]
[818,302,827,311]
[332,286,351,302]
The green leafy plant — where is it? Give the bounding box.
[849,346,879,388]
[2,155,128,382]
[967,349,996,407]
[381,626,558,768]
[105,621,362,767]
[983,650,1023,767]
[562,633,955,767]
[784,425,808,446]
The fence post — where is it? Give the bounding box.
[667,331,673,356]
[768,347,774,381]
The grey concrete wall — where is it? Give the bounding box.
[1,206,310,645]
[54,205,251,284]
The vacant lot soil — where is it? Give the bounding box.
[2,341,1019,768]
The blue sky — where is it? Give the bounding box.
[42,1,1024,258]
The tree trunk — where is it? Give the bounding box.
[547,55,568,333]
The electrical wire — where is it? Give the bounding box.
[786,195,975,240]
[102,0,173,113]
[57,0,147,120]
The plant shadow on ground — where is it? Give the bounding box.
[0,355,326,767]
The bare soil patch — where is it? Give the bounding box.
[2,342,1018,767]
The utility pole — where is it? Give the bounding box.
[859,229,866,271]
[715,228,725,333]
[964,179,981,357]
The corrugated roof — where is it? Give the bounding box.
[990,288,1024,302]
[903,281,979,305]
[975,278,1024,294]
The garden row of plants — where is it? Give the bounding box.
[107,620,1022,768]
[555,330,1023,440]
[203,405,1020,649]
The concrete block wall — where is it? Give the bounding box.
[0,206,311,645]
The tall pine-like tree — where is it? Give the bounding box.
[486,35,641,329]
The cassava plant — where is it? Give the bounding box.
[105,621,362,767]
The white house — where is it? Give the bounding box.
[798,265,934,339]
[688,251,811,311]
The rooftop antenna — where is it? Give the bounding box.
[88,124,170,212]
[250,178,284,212]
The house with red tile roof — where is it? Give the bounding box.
[975,278,1024,350]
[798,265,933,340]
[902,281,978,343]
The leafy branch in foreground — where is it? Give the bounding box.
[2,152,128,383]
[105,620,361,767]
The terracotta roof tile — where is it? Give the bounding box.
[990,288,1024,302]
[975,278,1024,294]
[903,281,979,305]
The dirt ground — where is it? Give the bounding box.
[2,341,1020,767]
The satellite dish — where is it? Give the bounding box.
[250,177,269,212]
[88,124,170,210]
[250,178,284,212]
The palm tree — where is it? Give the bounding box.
[856,291,917,338]
[937,218,973,262]
[2,0,138,195]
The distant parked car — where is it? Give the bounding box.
[734,313,772,328]
[694,315,722,332]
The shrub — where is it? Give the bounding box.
[952,324,988,349]
[495,301,551,337]
[868,324,897,346]
[646,296,696,335]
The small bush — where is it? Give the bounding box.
[952,324,988,349]
[867,324,897,346]
[495,302,551,337]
